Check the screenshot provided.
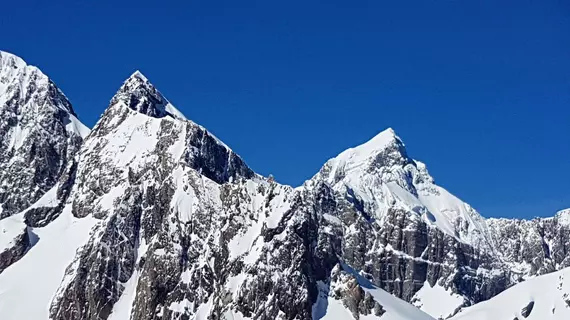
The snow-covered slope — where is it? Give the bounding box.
[0,210,97,319]
[451,267,570,320]
[313,264,434,320]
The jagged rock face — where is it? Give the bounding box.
[44,73,326,320]
[328,265,386,319]
[487,209,570,277]
[0,51,88,219]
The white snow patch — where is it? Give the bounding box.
[412,281,464,319]
[108,270,141,320]
[66,114,91,138]
[0,207,97,320]
[28,185,59,209]
[168,298,193,314]
[555,208,570,226]
[0,214,27,254]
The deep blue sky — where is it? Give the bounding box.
[2,1,568,218]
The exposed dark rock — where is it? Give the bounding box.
[0,226,30,273]
[520,301,534,318]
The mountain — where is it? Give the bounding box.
[304,129,570,319]
[305,128,509,319]
[0,52,567,320]
[450,266,570,320]
[0,51,88,273]
[0,70,434,320]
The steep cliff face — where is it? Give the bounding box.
[487,209,570,277]
[0,51,88,273]
[0,51,88,219]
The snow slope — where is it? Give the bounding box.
[412,281,464,319]
[0,207,97,320]
[451,267,570,320]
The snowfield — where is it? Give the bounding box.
[451,267,570,320]
[0,207,97,320]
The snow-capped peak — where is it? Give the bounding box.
[318,127,409,185]
[0,50,89,219]
[0,50,80,117]
[311,126,497,252]
[0,50,27,73]
[336,127,404,165]
[111,70,188,121]
[129,69,148,82]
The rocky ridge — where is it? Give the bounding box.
[0,51,567,320]
[0,50,88,273]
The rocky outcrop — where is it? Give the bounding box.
[329,265,386,319]
[0,220,31,273]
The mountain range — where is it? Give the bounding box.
[0,50,568,320]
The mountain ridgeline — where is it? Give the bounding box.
[0,50,568,320]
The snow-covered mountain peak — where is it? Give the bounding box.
[0,50,88,219]
[343,127,402,161]
[85,70,254,186]
[0,50,27,74]
[0,50,80,117]
[335,127,404,165]
[318,127,409,186]
[110,70,188,121]
[310,125,496,255]
[128,69,148,82]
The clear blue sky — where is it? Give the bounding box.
[2,1,568,219]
